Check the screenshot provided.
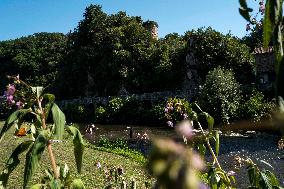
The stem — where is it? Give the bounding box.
[197,121,222,169]
[37,98,59,179]
[47,142,59,179]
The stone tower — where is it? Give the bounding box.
[143,20,158,39]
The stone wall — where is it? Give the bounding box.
[253,47,275,92]
[57,90,193,108]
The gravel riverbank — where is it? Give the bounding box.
[209,132,284,188]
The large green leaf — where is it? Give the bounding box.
[199,112,214,133]
[23,134,47,188]
[0,108,32,143]
[66,126,84,173]
[260,170,280,189]
[0,141,33,187]
[51,103,65,140]
[263,0,283,47]
[239,0,253,22]
[42,93,55,102]
[31,87,44,98]
[43,93,56,119]
[247,163,259,187]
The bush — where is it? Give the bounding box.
[164,97,192,126]
[237,90,276,122]
[94,96,165,125]
[95,105,107,122]
[62,103,95,123]
[97,137,128,150]
[198,67,241,124]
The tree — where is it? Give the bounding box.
[0,32,67,93]
[58,4,182,99]
[242,25,264,52]
[184,27,255,86]
[198,67,241,124]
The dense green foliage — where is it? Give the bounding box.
[0,5,255,101]
[57,5,185,98]
[185,27,255,85]
[237,90,275,122]
[198,67,241,124]
[242,26,264,52]
[0,33,67,93]
[94,97,162,125]
[92,137,146,164]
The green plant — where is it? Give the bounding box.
[164,97,193,126]
[62,103,95,123]
[95,106,106,122]
[0,76,85,188]
[198,67,241,124]
[238,90,275,122]
[184,27,254,85]
[0,33,67,94]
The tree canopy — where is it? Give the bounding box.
[57,5,185,98]
[185,27,255,85]
[0,32,67,92]
[0,5,257,100]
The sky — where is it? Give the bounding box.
[0,0,259,41]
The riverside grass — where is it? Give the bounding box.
[0,122,151,189]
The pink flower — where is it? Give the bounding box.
[246,24,251,31]
[16,101,24,109]
[6,95,15,104]
[228,170,236,176]
[166,121,174,127]
[199,182,209,189]
[6,84,16,96]
[176,120,194,139]
[191,152,205,170]
[259,4,265,15]
[96,162,101,169]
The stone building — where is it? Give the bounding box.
[253,47,275,92]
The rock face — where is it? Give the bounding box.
[253,47,275,92]
[182,39,202,97]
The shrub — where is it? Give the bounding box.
[94,97,165,125]
[97,137,128,150]
[95,105,107,122]
[237,90,276,122]
[164,97,193,126]
[62,103,95,123]
[198,67,241,124]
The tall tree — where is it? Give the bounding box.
[58,5,165,98]
[184,27,255,85]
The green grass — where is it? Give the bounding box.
[0,122,152,189]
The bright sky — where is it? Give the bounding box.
[0,0,259,41]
